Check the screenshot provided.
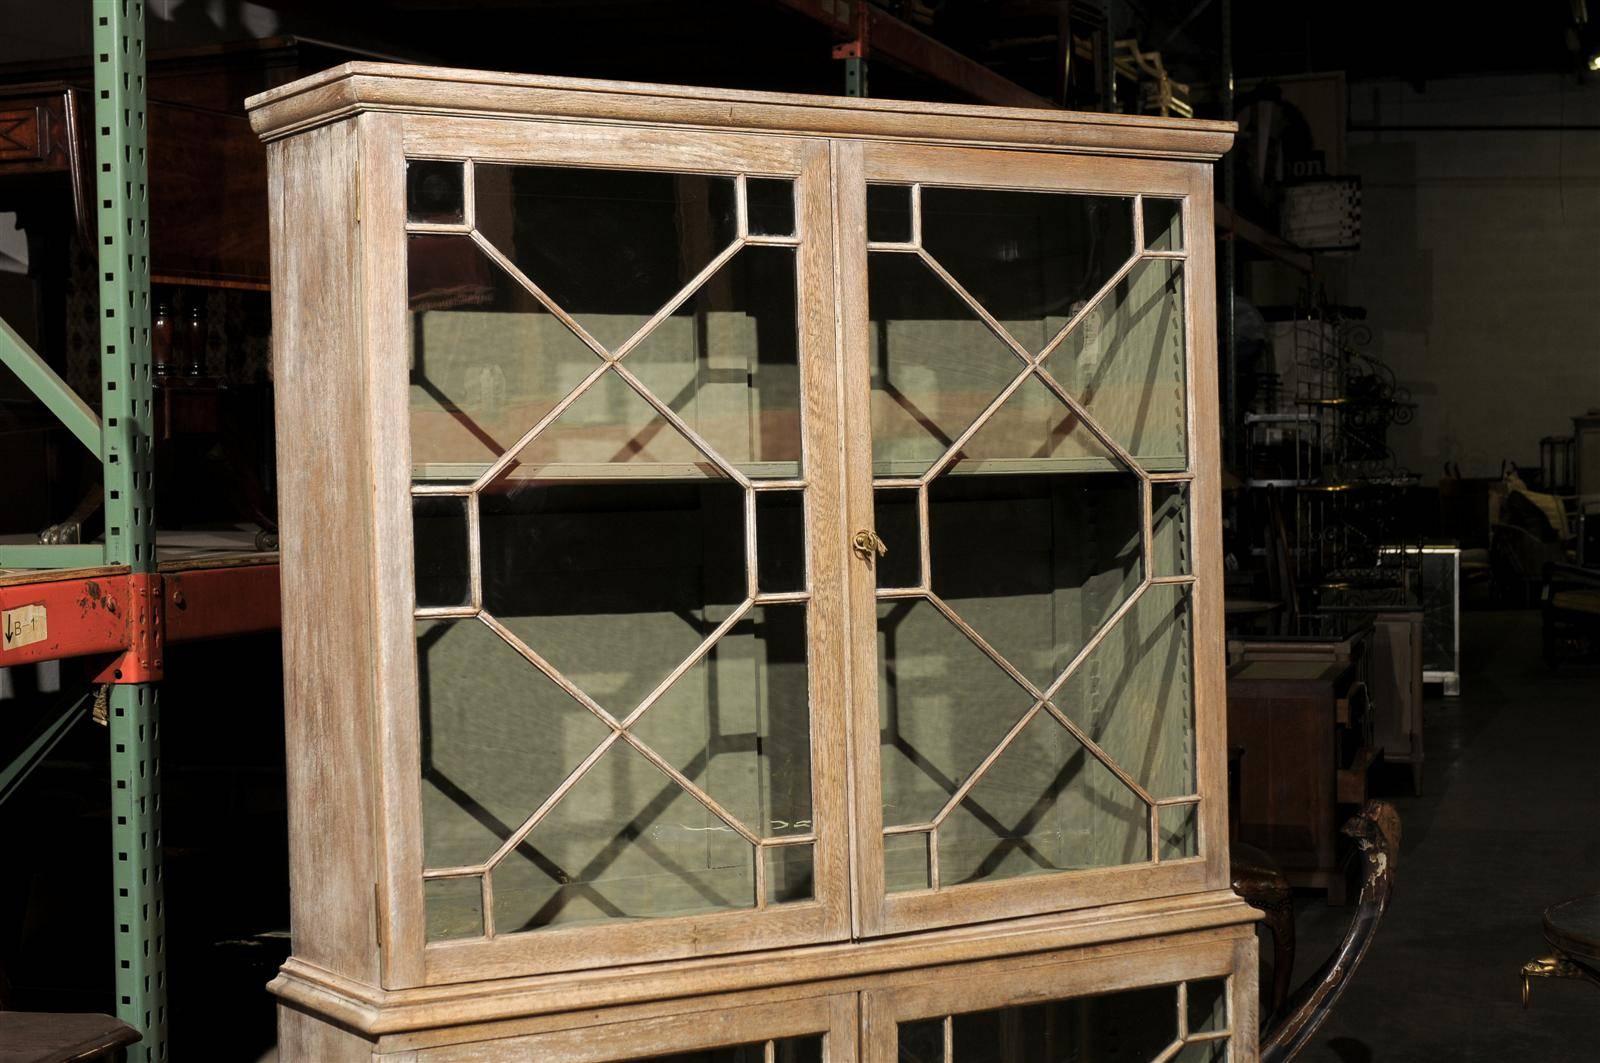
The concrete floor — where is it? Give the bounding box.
[1286,609,1600,1062]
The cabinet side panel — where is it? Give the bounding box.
[1231,933,1261,1062]
[279,1004,378,1063]
[1184,165,1231,888]
[269,121,382,983]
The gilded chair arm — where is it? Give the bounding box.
[1260,800,1400,1063]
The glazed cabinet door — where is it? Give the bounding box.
[385,116,851,983]
[861,936,1254,1063]
[837,142,1230,935]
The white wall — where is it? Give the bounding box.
[1345,74,1600,479]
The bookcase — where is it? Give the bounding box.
[248,63,1249,1061]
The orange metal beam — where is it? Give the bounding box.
[773,0,1057,109]
[0,561,279,678]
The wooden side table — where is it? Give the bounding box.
[1523,893,1600,1005]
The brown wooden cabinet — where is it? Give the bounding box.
[249,63,1248,1060]
[1226,647,1372,903]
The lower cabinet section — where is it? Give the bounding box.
[647,1039,825,1063]
[863,935,1253,1063]
[889,983,1228,1063]
[276,917,1259,1062]
[398,995,855,1063]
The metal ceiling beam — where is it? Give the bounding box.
[773,0,1057,108]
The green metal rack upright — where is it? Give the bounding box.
[94,1,167,1058]
[0,1,292,1052]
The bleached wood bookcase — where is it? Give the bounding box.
[247,64,1248,1062]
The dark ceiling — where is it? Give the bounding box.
[2,0,1590,112]
[309,1,1598,106]
[1224,0,1579,83]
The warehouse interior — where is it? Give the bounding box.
[1,2,1598,1061]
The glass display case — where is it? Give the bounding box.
[249,64,1248,1061]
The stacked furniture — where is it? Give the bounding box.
[249,64,1250,1060]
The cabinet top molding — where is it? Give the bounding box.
[246,62,1235,160]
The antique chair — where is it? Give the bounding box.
[1259,800,1402,1062]
[1492,473,1574,605]
[1231,724,1399,1043]
[1229,745,1295,1016]
[1232,843,1296,1019]
[1542,563,1600,665]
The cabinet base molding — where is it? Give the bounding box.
[273,889,1258,1047]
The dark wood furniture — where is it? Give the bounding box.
[1231,841,1295,1018]
[1543,563,1600,666]
[0,38,374,289]
[0,1012,140,1063]
[1227,744,1295,1019]
[0,82,94,536]
[0,83,90,241]
[1524,892,1600,1004]
[1260,800,1400,1063]
[1545,895,1600,970]
[0,39,367,543]
[1227,652,1374,903]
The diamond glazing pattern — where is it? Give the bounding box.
[869,188,1199,886]
[407,163,813,936]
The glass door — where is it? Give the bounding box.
[412,991,857,1062]
[861,941,1243,1063]
[840,142,1224,935]
[396,126,850,981]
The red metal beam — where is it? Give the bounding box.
[862,6,1056,109]
[773,0,1057,110]
[164,562,281,643]
[108,572,164,683]
[0,560,280,677]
